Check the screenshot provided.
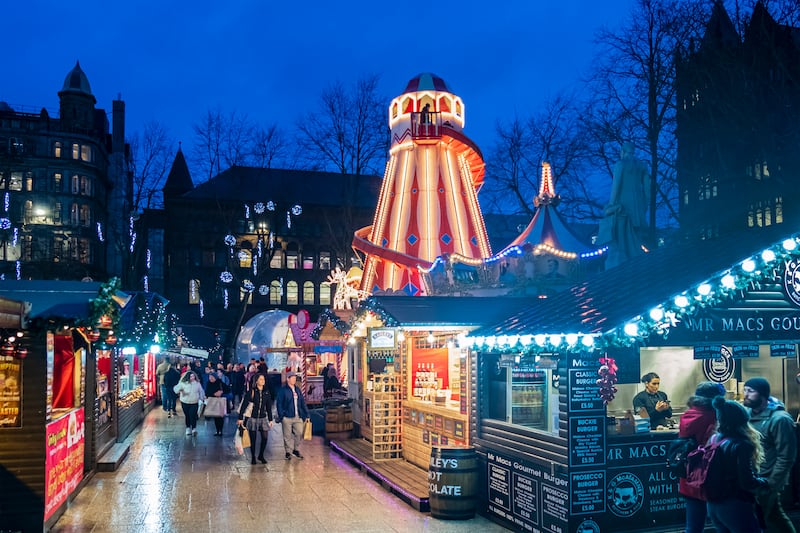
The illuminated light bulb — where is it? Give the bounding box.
[427,332,435,343]
[741,259,756,273]
[514,355,521,363]
[485,336,497,347]
[762,249,776,263]
[347,337,356,345]
[535,334,547,346]
[549,334,562,346]
[472,336,484,347]
[150,345,161,354]
[697,284,712,296]
[674,295,689,308]
[447,340,454,348]
[721,274,736,289]
[623,323,639,337]
[520,335,533,346]
[581,335,594,348]
[782,239,797,251]
[497,335,509,346]
[397,332,406,342]
[649,308,664,321]
[565,333,578,345]
[508,335,519,346]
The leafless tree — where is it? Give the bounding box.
[251,124,291,169]
[129,120,174,211]
[191,108,256,181]
[483,93,601,221]
[295,74,387,175]
[584,0,708,244]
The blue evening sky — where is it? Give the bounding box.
[2,1,633,163]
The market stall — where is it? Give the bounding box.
[467,228,800,532]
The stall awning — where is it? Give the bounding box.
[0,297,25,329]
[474,226,793,337]
[0,280,129,323]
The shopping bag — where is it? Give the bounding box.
[234,428,244,455]
[241,427,251,448]
[204,397,227,418]
[303,419,312,441]
[197,400,205,418]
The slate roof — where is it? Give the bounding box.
[367,295,537,328]
[474,226,793,336]
[182,166,381,209]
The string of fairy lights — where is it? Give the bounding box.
[463,234,800,355]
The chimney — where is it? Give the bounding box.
[112,96,125,154]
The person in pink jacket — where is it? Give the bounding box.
[678,381,726,533]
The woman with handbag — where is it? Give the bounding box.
[204,373,228,436]
[173,371,205,436]
[237,374,274,464]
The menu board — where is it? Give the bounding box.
[486,450,568,532]
[568,369,605,412]
[44,408,85,520]
[569,416,606,467]
[0,356,21,427]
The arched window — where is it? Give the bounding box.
[286,281,298,305]
[320,282,332,306]
[270,280,282,304]
[303,281,315,304]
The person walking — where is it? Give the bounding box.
[163,363,180,417]
[230,363,245,412]
[237,374,274,464]
[173,371,205,436]
[276,371,310,460]
[678,381,725,533]
[743,377,798,533]
[204,373,228,436]
[704,396,769,533]
[156,357,171,411]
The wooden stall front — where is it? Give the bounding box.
[470,229,800,532]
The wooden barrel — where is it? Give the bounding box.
[428,446,479,520]
[325,406,353,435]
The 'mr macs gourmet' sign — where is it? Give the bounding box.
[668,309,800,343]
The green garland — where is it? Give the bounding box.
[88,277,122,329]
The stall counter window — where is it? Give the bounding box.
[409,340,463,411]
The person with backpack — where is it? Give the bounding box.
[743,377,798,533]
[678,381,725,533]
[701,396,768,533]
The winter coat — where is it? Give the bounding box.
[705,435,768,502]
[173,380,205,405]
[164,367,181,389]
[678,404,718,500]
[748,398,798,490]
[275,384,309,422]
[238,387,273,421]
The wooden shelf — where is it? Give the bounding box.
[373,375,402,461]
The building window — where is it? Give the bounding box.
[765,206,772,227]
[286,281,298,305]
[270,250,284,269]
[53,173,62,192]
[270,280,282,305]
[203,250,216,267]
[320,282,331,305]
[25,172,33,192]
[0,173,4,189]
[80,176,91,196]
[23,201,33,224]
[319,251,331,271]
[80,145,92,162]
[78,238,91,264]
[302,252,314,270]
[54,142,62,158]
[54,202,62,225]
[775,197,783,224]
[189,279,200,304]
[748,207,755,228]
[237,249,251,268]
[240,288,253,304]
[9,172,22,191]
[72,143,79,160]
[79,205,91,226]
[286,250,298,269]
[21,236,32,261]
[70,203,79,225]
[71,175,80,194]
[303,281,315,304]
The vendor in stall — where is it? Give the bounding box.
[632,372,673,429]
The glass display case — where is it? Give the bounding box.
[510,369,547,429]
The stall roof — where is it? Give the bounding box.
[0,280,107,321]
[474,226,792,336]
[365,295,538,328]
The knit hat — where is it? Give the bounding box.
[695,381,725,399]
[713,396,749,428]
[744,377,770,398]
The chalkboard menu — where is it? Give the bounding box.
[568,369,605,412]
[486,450,568,533]
[569,416,606,467]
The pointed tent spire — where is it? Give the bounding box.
[163,144,193,197]
[534,161,560,208]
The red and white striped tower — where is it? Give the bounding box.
[353,73,492,295]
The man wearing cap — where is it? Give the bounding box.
[743,377,798,533]
[276,371,310,460]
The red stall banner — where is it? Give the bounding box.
[44,408,85,520]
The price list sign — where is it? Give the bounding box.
[570,470,606,515]
[569,416,606,467]
[568,369,605,412]
[512,473,539,527]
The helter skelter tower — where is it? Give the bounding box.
[353,73,492,295]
